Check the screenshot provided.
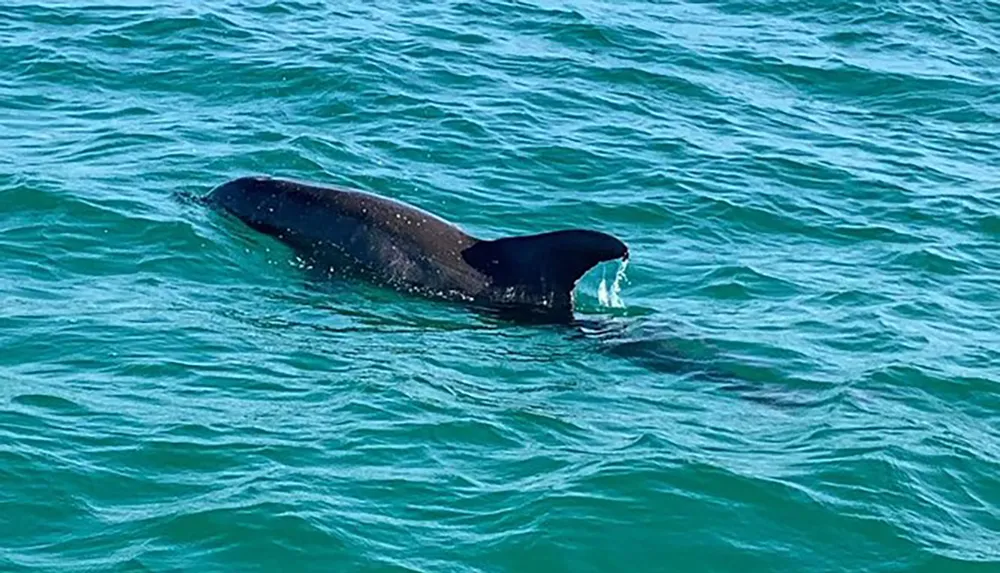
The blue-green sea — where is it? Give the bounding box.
[2,1,999,571]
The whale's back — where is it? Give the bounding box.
[207,176,628,315]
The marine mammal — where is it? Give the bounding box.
[204,178,800,405]
[207,176,628,319]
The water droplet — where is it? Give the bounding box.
[598,258,628,308]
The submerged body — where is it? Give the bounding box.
[207,176,628,317]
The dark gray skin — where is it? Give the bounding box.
[207,176,629,320]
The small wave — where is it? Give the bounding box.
[885,246,979,277]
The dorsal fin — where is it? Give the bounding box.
[461,229,628,304]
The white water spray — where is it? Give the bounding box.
[597,257,629,308]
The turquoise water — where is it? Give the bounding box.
[2,0,999,570]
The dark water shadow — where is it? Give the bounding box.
[591,320,834,409]
[477,308,829,409]
[274,261,825,409]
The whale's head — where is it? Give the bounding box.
[205,176,336,243]
[205,176,283,221]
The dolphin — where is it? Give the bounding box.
[202,177,811,407]
[206,176,628,320]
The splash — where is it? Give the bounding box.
[597,257,629,308]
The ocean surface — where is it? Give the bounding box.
[2,0,999,571]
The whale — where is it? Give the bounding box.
[202,177,807,407]
[206,176,628,320]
